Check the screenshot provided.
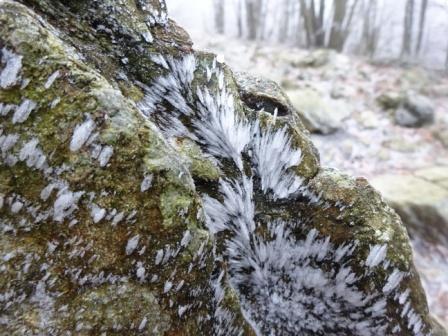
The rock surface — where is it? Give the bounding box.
[287,88,350,134]
[0,1,445,335]
[371,168,448,246]
[395,93,435,128]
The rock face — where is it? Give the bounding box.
[0,1,445,335]
[371,168,448,246]
[377,91,434,128]
[395,93,434,128]
[286,88,350,134]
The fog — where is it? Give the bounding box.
[166,0,448,69]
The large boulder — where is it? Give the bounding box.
[395,93,435,128]
[370,169,448,246]
[0,0,445,335]
[286,88,351,134]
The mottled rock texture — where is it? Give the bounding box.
[0,0,445,335]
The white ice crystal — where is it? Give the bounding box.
[98,145,113,167]
[0,48,22,89]
[0,103,16,117]
[19,138,46,169]
[366,244,387,268]
[194,87,251,170]
[70,118,96,152]
[12,99,37,124]
[138,317,148,331]
[251,125,303,199]
[44,70,60,89]
[90,204,106,223]
[126,235,140,255]
[0,133,19,154]
[53,189,83,222]
[140,174,153,192]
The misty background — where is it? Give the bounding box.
[167,0,448,70]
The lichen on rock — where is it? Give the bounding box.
[0,0,446,335]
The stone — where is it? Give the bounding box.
[377,91,404,110]
[356,110,380,129]
[298,49,333,68]
[395,92,435,128]
[286,89,351,134]
[414,166,448,183]
[382,138,419,153]
[370,174,448,246]
[434,127,448,149]
[0,1,445,335]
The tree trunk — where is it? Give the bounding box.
[279,0,291,43]
[315,0,326,47]
[236,0,244,38]
[401,0,415,60]
[360,0,379,58]
[416,0,428,55]
[328,0,349,51]
[246,0,260,40]
[445,42,448,71]
[300,0,314,47]
[214,0,225,35]
[341,0,360,45]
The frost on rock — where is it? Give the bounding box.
[53,189,84,222]
[126,235,140,255]
[0,1,438,335]
[98,145,113,167]
[70,118,96,152]
[251,125,303,199]
[140,174,153,192]
[19,138,47,169]
[44,70,60,89]
[0,48,22,89]
[12,99,37,124]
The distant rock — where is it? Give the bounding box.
[370,170,448,246]
[278,49,333,68]
[395,93,435,128]
[434,126,448,149]
[287,89,351,134]
[377,91,403,110]
[356,110,380,129]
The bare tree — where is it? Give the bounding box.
[245,0,263,40]
[359,0,380,57]
[416,0,428,55]
[299,0,325,48]
[327,0,360,51]
[279,0,292,43]
[213,0,225,34]
[446,41,448,71]
[236,0,244,38]
[401,0,415,60]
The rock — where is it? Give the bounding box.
[287,89,351,134]
[434,126,448,149]
[356,110,380,129]
[0,1,445,335]
[377,91,403,110]
[298,49,333,67]
[383,138,419,153]
[370,173,448,246]
[277,49,332,68]
[395,93,435,128]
